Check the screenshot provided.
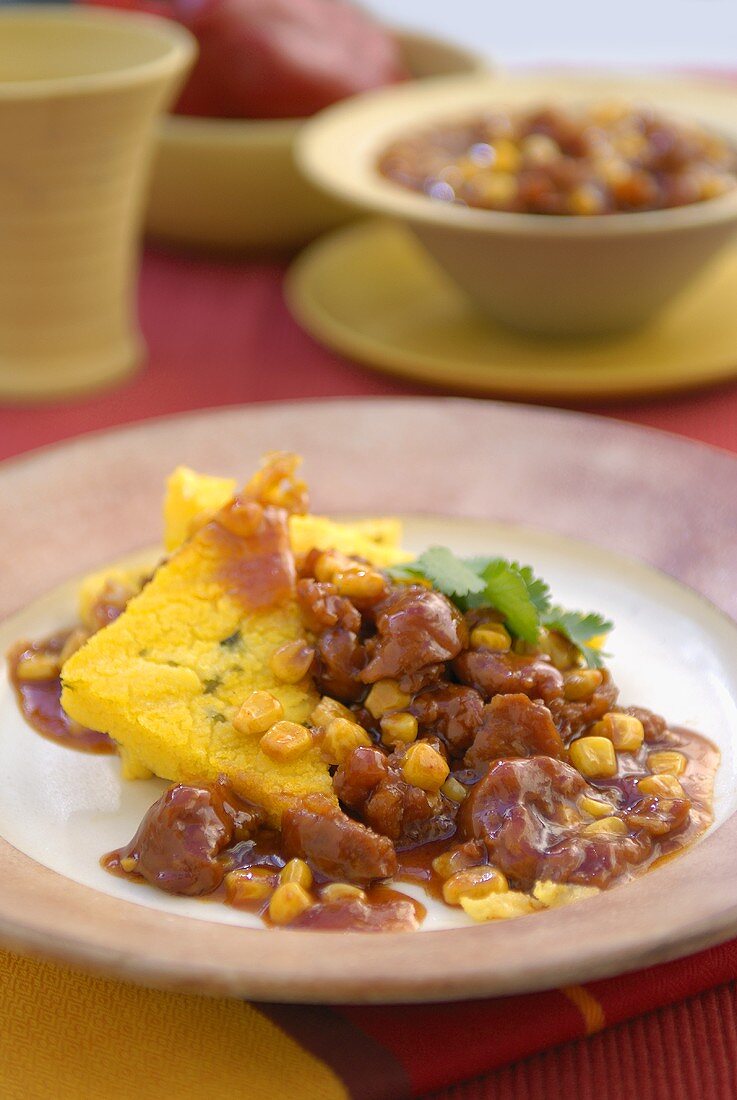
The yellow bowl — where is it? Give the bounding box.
[144,30,487,253]
[296,71,737,336]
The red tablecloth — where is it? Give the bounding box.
[2,247,736,1100]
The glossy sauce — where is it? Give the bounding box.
[7,635,115,755]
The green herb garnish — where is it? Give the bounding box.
[390,546,612,667]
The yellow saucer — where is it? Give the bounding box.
[286,218,737,400]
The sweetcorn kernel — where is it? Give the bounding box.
[269,639,315,684]
[226,867,275,904]
[440,777,468,804]
[401,742,450,792]
[563,669,604,701]
[260,721,313,763]
[322,717,372,765]
[233,690,284,735]
[314,551,353,583]
[442,866,509,906]
[592,712,644,753]
[310,695,354,727]
[15,651,61,681]
[321,883,366,903]
[469,625,511,652]
[569,736,617,779]
[365,679,411,719]
[119,856,138,874]
[637,774,685,798]
[648,751,687,776]
[269,882,313,925]
[583,816,628,836]
[533,881,601,908]
[431,848,481,880]
[333,569,386,601]
[579,795,614,819]
[380,711,418,746]
[279,858,313,890]
[460,890,538,922]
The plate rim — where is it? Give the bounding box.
[3,396,737,1003]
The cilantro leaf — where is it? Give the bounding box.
[391,546,486,601]
[543,606,613,669]
[477,559,541,644]
[388,546,613,662]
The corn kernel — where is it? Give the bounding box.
[460,889,537,922]
[563,669,604,701]
[568,184,605,215]
[310,695,354,727]
[401,742,450,792]
[579,795,613,819]
[279,858,313,890]
[431,848,481,879]
[538,628,580,671]
[233,690,284,735]
[269,640,315,684]
[219,499,264,539]
[322,717,372,765]
[492,138,521,173]
[637,774,685,798]
[569,736,617,779]
[648,750,687,776]
[443,866,509,906]
[268,882,313,925]
[592,712,644,753]
[333,569,386,600]
[380,711,418,746]
[314,551,352,583]
[470,625,511,652]
[583,816,628,836]
[474,170,517,206]
[119,856,137,874]
[365,679,411,719]
[260,721,313,763]
[15,651,61,681]
[226,867,275,904]
[321,883,366,903]
[533,880,600,908]
[59,628,90,666]
[440,776,468,804]
[521,133,560,164]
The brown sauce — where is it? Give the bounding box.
[7,635,115,755]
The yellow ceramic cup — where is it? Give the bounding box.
[0,6,195,402]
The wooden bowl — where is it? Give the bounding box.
[144,30,487,254]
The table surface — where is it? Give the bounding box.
[2,249,737,1100]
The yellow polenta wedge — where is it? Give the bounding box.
[164,465,412,567]
[62,500,331,824]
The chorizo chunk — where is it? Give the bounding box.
[461,756,650,889]
[335,742,457,847]
[465,693,565,769]
[106,781,263,896]
[281,794,397,882]
[361,586,467,683]
[410,684,484,757]
[454,650,563,704]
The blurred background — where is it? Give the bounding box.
[366,0,737,68]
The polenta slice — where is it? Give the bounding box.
[62,495,333,824]
[164,465,412,567]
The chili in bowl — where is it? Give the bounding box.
[296,71,737,335]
